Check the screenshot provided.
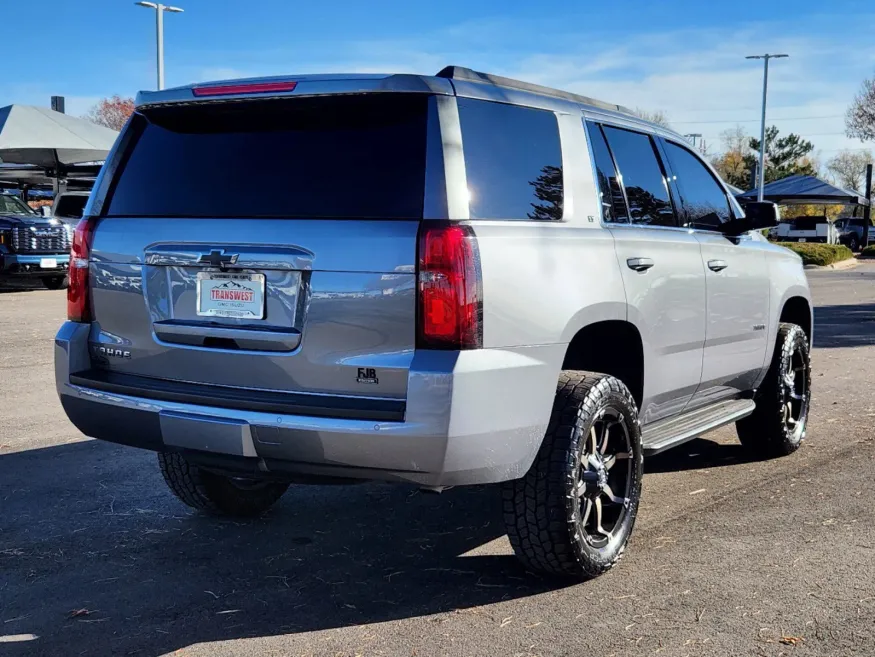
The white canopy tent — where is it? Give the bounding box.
[0,105,118,193]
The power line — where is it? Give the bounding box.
[814,147,873,153]
[673,114,844,125]
[671,106,842,115]
[697,131,849,142]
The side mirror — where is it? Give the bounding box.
[723,201,780,236]
[745,201,780,229]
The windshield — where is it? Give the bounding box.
[0,195,36,215]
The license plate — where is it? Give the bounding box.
[798,238,806,243]
[197,272,265,319]
[39,258,57,269]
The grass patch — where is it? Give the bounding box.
[861,245,875,257]
[776,243,854,266]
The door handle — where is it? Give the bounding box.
[708,259,728,272]
[626,257,654,272]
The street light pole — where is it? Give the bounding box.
[156,3,164,90]
[746,53,789,202]
[135,2,184,91]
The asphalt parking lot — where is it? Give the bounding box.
[1,264,874,657]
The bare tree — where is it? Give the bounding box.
[720,125,749,154]
[711,125,751,189]
[846,76,875,142]
[633,108,671,128]
[827,149,873,192]
[85,96,135,132]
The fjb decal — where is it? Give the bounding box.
[357,368,379,384]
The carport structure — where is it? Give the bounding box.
[0,104,117,196]
[0,163,101,200]
[737,173,872,245]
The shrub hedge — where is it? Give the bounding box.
[776,243,854,266]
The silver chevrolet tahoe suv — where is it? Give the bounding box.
[55,67,813,579]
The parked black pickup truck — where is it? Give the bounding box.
[835,217,873,252]
[0,193,71,289]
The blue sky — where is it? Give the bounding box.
[6,0,874,159]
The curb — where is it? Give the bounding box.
[804,258,859,271]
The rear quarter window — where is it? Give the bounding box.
[457,98,564,221]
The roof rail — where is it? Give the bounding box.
[436,66,635,116]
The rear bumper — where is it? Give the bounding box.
[0,253,70,276]
[55,322,561,486]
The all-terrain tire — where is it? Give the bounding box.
[502,371,643,580]
[736,323,811,458]
[42,275,68,290]
[158,452,289,517]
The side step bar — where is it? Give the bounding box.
[641,399,756,456]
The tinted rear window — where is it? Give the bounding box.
[602,126,676,228]
[586,122,628,223]
[458,98,563,220]
[105,95,429,219]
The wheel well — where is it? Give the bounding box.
[562,321,644,409]
[780,297,812,340]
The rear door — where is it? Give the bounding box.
[589,122,706,424]
[660,138,769,404]
[86,94,435,404]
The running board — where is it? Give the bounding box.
[641,399,756,456]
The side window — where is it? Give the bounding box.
[602,126,676,227]
[663,141,731,230]
[585,122,629,223]
[457,98,564,220]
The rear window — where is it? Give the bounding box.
[54,194,88,219]
[457,98,563,221]
[105,95,429,219]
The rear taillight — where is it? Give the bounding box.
[67,217,97,322]
[417,222,483,350]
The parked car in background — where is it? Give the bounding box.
[51,191,90,226]
[775,215,838,244]
[0,192,71,289]
[55,66,813,580]
[834,216,872,252]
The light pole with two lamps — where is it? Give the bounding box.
[134,2,184,91]
[745,53,789,201]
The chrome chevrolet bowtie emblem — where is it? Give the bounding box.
[198,249,239,269]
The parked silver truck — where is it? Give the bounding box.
[55,67,813,579]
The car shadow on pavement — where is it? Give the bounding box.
[0,440,567,657]
[0,280,44,293]
[644,437,764,474]
[813,302,875,348]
